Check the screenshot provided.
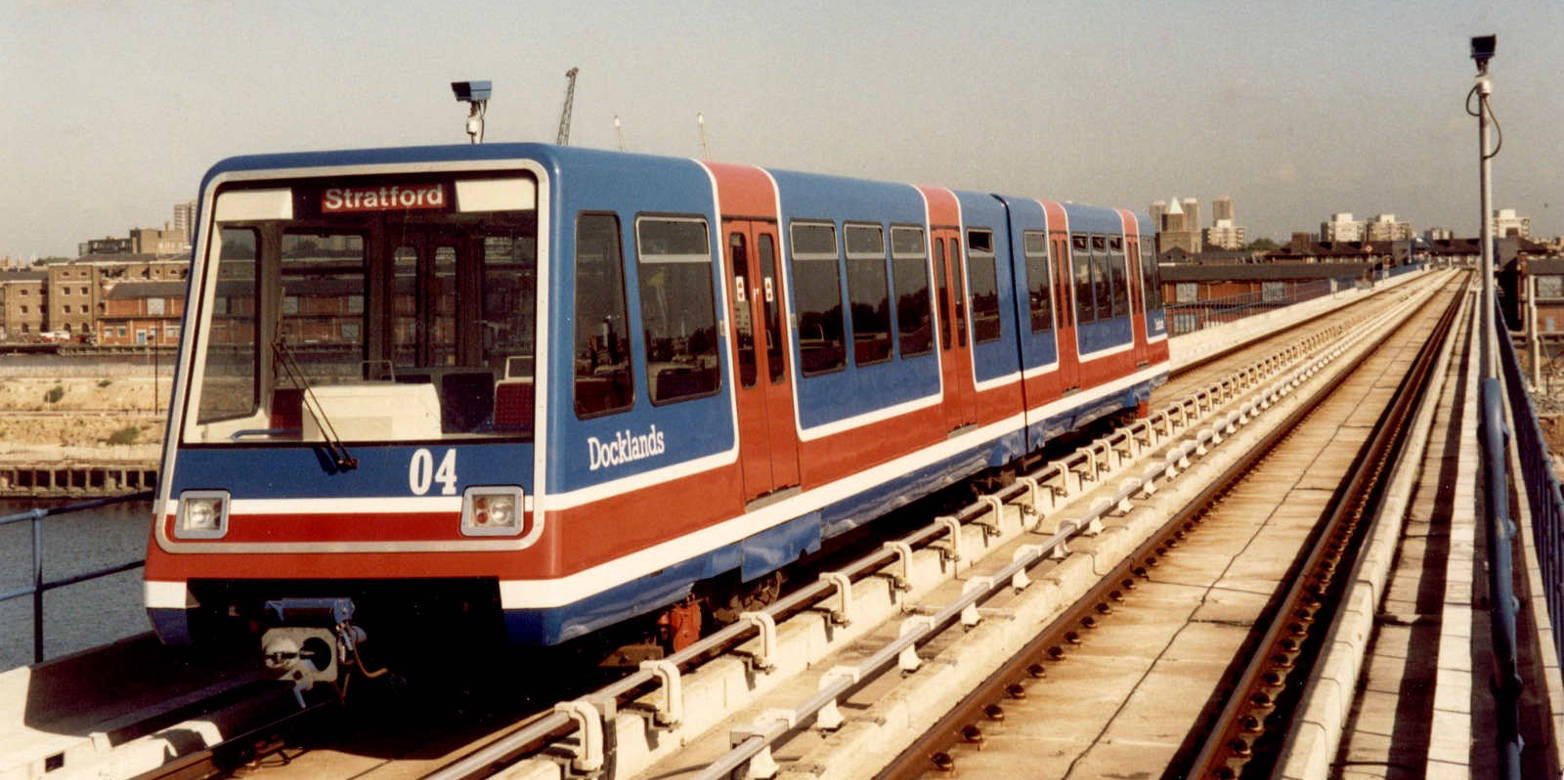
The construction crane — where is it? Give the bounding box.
[556,67,579,145]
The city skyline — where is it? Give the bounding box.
[4,1,1562,259]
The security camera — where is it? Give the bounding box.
[451,81,492,103]
[450,81,492,144]
[1470,35,1496,74]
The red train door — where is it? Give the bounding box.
[932,227,977,430]
[724,219,800,501]
[1051,231,1080,392]
[1123,232,1149,366]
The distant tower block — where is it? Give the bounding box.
[1180,198,1201,233]
[1212,196,1234,223]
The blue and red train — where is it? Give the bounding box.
[143,143,1167,666]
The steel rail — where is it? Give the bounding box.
[1183,274,1462,778]
[873,274,1453,779]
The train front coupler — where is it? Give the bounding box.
[260,597,388,706]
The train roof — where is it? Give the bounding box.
[201,143,1145,226]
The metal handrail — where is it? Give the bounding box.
[1492,295,1564,779]
[1164,277,1352,336]
[1,490,153,664]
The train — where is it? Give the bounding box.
[142,142,1168,687]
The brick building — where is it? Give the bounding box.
[99,281,186,346]
[46,263,99,339]
[0,270,47,340]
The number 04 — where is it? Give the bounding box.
[409,448,458,495]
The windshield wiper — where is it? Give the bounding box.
[271,335,358,471]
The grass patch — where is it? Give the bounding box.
[44,385,64,404]
[97,379,113,387]
[107,426,141,445]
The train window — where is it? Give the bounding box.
[1071,234,1093,324]
[196,227,259,424]
[949,239,968,347]
[279,232,366,383]
[636,217,720,404]
[1107,235,1128,318]
[789,222,846,375]
[1023,231,1052,332]
[844,224,892,366]
[574,213,633,418]
[1141,239,1161,309]
[890,226,932,356]
[729,231,757,387]
[933,239,952,350]
[1090,235,1111,320]
[966,229,1001,343]
[758,234,785,382]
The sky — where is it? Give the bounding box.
[3,0,1561,259]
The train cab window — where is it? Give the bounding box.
[1022,231,1053,332]
[188,174,540,445]
[844,224,892,366]
[1090,235,1111,320]
[1141,239,1161,309]
[890,226,932,356]
[636,217,720,404]
[279,232,367,383]
[789,222,846,375]
[966,229,1001,343]
[1071,234,1093,324]
[1107,235,1128,317]
[574,213,633,417]
[196,228,259,424]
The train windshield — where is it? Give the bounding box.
[184,173,539,445]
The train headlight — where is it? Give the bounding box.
[175,490,230,539]
[460,486,524,536]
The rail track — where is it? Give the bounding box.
[876,273,1464,777]
[69,271,1450,780]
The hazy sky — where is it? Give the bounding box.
[3,1,1560,258]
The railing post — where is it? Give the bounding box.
[1481,376,1523,780]
[32,509,45,664]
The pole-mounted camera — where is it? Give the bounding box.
[451,81,492,144]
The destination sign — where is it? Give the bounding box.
[321,184,447,213]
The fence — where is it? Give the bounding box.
[1163,277,1352,336]
[0,490,153,664]
[1489,298,1564,779]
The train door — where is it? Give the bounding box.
[389,231,461,372]
[1123,233,1149,366]
[931,227,976,429]
[723,219,800,501]
[1050,231,1080,392]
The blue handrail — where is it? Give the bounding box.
[0,490,153,664]
[1480,375,1524,778]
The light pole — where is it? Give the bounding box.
[1472,35,1497,379]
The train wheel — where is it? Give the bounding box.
[708,571,784,626]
